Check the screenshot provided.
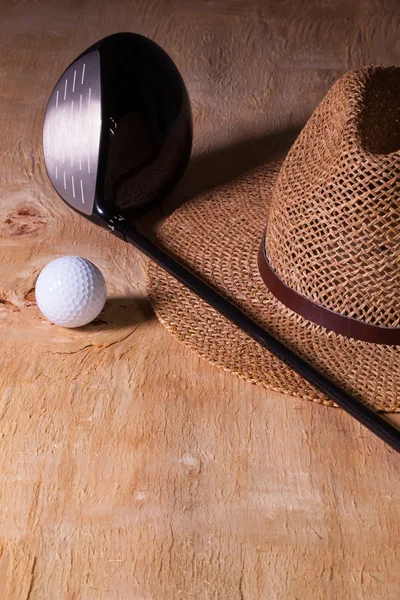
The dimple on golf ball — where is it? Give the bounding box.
[35,256,107,328]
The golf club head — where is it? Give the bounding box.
[43,32,192,228]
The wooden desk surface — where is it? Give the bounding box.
[1,1,399,598]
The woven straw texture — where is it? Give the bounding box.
[266,66,400,327]
[147,68,400,412]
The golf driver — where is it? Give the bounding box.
[43,32,400,453]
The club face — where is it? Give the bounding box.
[43,50,102,216]
[43,33,193,223]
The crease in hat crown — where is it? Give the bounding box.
[263,66,400,338]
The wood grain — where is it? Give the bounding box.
[0,1,399,598]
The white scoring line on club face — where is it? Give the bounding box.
[63,170,66,190]
[70,100,74,167]
[87,91,91,169]
[64,78,67,100]
[81,63,86,85]
[62,100,66,162]
[79,93,83,172]
[72,69,76,93]
[71,175,75,198]
[80,179,85,204]
[56,90,59,109]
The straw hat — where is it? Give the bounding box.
[147,66,400,412]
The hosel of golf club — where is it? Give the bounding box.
[109,216,400,453]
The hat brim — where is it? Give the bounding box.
[147,162,400,412]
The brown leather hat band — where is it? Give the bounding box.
[257,230,400,345]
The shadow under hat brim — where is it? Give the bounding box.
[147,162,400,413]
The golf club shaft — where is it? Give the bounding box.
[121,223,400,454]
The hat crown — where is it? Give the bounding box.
[265,66,400,329]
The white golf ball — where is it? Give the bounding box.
[35,256,107,328]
